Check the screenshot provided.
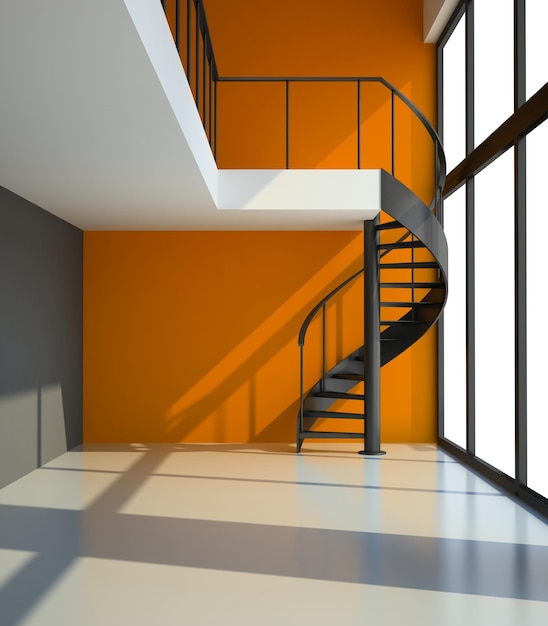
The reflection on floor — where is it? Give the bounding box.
[0,443,546,626]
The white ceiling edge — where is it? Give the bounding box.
[123,0,218,203]
[424,0,461,43]
[0,0,380,231]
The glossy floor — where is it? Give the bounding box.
[0,443,547,625]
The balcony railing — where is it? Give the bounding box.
[160,0,445,216]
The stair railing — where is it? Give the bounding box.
[297,268,364,436]
[161,0,219,151]
[296,221,419,424]
[159,2,446,213]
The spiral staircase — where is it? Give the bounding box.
[296,172,448,453]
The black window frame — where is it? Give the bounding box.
[437,0,548,520]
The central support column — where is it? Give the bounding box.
[360,215,386,456]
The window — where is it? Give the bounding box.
[442,185,467,449]
[526,0,548,99]
[474,0,514,146]
[442,15,466,171]
[526,119,548,498]
[438,0,548,517]
[474,149,515,477]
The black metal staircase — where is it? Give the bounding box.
[296,174,448,453]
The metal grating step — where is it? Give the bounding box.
[303,409,364,419]
[381,301,440,307]
[378,241,425,250]
[312,391,364,400]
[377,221,405,231]
[332,373,364,381]
[380,319,429,325]
[380,282,444,289]
[299,431,364,439]
[380,262,439,269]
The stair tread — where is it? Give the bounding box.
[381,301,440,307]
[312,391,365,400]
[378,241,425,250]
[380,262,439,269]
[380,282,444,288]
[380,319,429,324]
[332,373,364,380]
[299,431,364,439]
[377,221,405,231]
[303,409,364,418]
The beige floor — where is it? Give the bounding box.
[0,443,547,625]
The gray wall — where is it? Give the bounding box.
[0,186,83,489]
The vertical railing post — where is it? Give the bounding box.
[298,346,304,452]
[434,141,441,221]
[360,216,386,456]
[202,31,207,124]
[321,304,326,392]
[391,90,395,177]
[175,0,181,51]
[195,1,200,110]
[285,80,290,169]
[411,233,415,313]
[214,78,218,159]
[208,59,213,143]
[357,80,361,169]
[186,0,191,79]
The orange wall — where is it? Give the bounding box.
[84,0,438,443]
[84,231,436,443]
[84,232,364,442]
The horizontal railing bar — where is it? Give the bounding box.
[219,76,387,82]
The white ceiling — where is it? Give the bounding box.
[0,0,379,231]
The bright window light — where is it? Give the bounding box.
[526,119,548,498]
[443,185,467,448]
[474,148,515,477]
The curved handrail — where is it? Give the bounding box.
[374,77,446,192]
[297,269,363,347]
[297,226,414,347]
[287,76,446,353]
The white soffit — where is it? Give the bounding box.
[219,170,381,212]
[0,0,381,230]
[424,0,461,43]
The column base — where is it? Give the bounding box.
[358,450,387,456]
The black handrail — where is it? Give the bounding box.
[159,3,446,205]
[296,221,417,407]
[297,269,364,347]
[297,226,413,348]
[217,76,446,199]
